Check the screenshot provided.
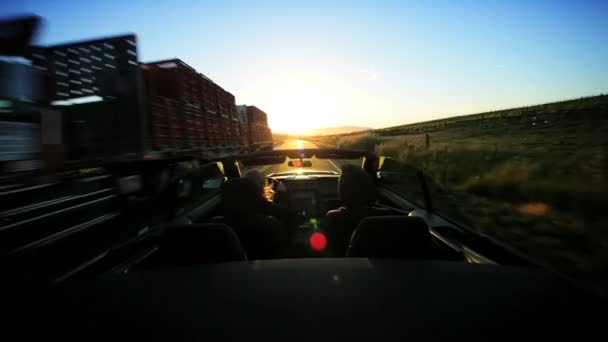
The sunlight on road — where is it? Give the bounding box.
[275,139,319,150]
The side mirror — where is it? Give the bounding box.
[202,177,226,190]
[377,171,402,184]
[288,159,312,167]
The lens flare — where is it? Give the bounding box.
[309,232,327,251]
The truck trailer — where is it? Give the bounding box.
[12,33,273,173]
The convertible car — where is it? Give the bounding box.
[2,147,603,340]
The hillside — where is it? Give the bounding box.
[313,95,608,150]
[273,126,372,138]
[377,95,608,136]
[311,95,607,140]
[309,94,608,296]
[302,126,372,136]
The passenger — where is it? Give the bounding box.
[221,176,285,259]
[322,164,382,256]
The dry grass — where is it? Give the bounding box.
[308,95,608,296]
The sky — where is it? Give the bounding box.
[2,0,608,133]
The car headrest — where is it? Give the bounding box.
[160,223,247,264]
[339,164,376,207]
[346,216,431,258]
[221,178,264,215]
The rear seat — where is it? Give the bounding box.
[322,207,401,257]
[137,223,247,268]
[346,216,431,258]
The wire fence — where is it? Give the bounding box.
[379,93,608,132]
[483,93,607,113]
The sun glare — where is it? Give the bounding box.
[266,84,336,133]
[256,69,357,134]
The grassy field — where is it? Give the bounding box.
[310,95,608,295]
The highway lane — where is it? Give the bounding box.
[275,139,319,150]
[243,139,354,176]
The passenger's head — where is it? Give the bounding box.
[338,164,376,207]
[222,177,263,216]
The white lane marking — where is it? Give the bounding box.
[328,159,341,173]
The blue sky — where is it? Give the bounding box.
[2,0,607,132]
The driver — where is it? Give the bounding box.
[221,176,286,259]
[244,170,284,219]
[322,164,380,256]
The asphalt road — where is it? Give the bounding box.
[244,139,348,176]
[275,139,319,150]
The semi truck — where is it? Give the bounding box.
[2,32,273,175]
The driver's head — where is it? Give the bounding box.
[338,164,376,207]
[245,170,266,194]
[245,170,275,202]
